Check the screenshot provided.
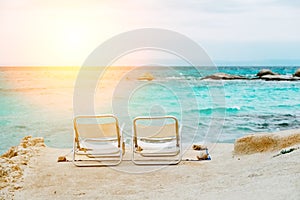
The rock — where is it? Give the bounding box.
[135,146,143,152]
[0,136,45,191]
[57,156,67,162]
[260,75,300,81]
[293,68,300,77]
[234,129,300,155]
[0,167,8,177]
[192,144,207,150]
[1,146,18,159]
[196,152,209,160]
[256,69,277,77]
[273,147,299,157]
[138,72,154,81]
[13,184,23,190]
[20,136,44,147]
[201,73,247,80]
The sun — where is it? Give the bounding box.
[65,31,84,49]
[56,26,90,64]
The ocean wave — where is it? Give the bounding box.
[236,126,259,132]
[188,106,241,114]
[14,125,27,129]
[165,76,199,81]
[0,87,72,93]
[275,104,300,108]
[165,76,186,80]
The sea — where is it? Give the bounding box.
[1,66,300,154]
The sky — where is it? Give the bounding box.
[0,0,300,66]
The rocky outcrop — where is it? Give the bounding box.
[234,129,300,155]
[200,70,300,81]
[256,69,278,77]
[0,136,45,197]
[256,69,300,81]
[201,73,247,80]
[293,68,300,77]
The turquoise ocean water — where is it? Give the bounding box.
[0,66,299,154]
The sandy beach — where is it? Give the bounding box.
[1,1,300,199]
[0,129,299,200]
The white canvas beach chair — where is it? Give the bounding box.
[132,116,181,165]
[72,115,123,167]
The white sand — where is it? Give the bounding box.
[1,130,300,200]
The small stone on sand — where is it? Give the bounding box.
[196,152,208,160]
[57,156,67,162]
[192,144,207,151]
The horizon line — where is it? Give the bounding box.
[0,65,300,68]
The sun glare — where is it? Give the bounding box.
[65,30,84,49]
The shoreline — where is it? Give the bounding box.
[1,129,300,199]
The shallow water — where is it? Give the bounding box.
[0,66,299,154]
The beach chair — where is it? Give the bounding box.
[72,115,123,167]
[132,116,181,165]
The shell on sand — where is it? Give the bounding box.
[192,144,208,151]
[196,152,208,160]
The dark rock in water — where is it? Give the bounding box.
[293,68,300,77]
[256,69,300,81]
[201,71,300,81]
[260,75,300,81]
[256,69,278,77]
[201,73,247,80]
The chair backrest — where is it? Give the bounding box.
[74,115,121,147]
[75,123,118,138]
[135,123,177,138]
[133,116,179,146]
